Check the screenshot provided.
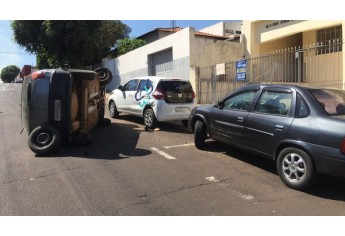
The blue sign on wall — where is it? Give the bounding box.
[236,59,247,81]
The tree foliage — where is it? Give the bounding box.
[1,65,20,83]
[116,38,146,56]
[11,20,131,68]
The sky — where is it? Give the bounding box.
[0,21,37,71]
[0,20,231,72]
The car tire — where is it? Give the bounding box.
[28,125,61,154]
[144,108,157,129]
[109,101,119,118]
[277,147,317,190]
[99,101,105,120]
[194,120,206,150]
[94,67,113,86]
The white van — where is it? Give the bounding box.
[107,76,197,129]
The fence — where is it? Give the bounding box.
[195,40,344,104]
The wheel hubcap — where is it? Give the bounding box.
[110,103,115,116]
[36,132,50,145]
[144,112,152,126]
[282,153,306,182]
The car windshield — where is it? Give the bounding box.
[308,88,345,115]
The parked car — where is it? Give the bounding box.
[108,76,196,129]
[21,66,112,154]
[189,83,345,190]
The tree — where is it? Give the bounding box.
[116,38,146,56]
[11,20,131,68]
[1,65,20,83]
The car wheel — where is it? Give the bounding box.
[181,120,188,127]
[109,101,119,118]
[94,67,113,86]
[277,147,317,190]
[144,108,157,129]
[194,120,206,150]
[28,125,61,154]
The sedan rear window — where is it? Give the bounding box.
[308,88,345,115]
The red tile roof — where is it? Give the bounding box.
[156,27,183,33]
[194,31,235,40]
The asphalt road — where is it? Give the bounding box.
[1,83,345,216]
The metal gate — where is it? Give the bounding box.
[195,40,343,104]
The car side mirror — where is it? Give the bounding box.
[216,101,224,109]
[117,85,124,91]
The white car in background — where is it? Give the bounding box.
[107,76,197,129]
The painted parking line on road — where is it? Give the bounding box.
[150,147,176,160]
[163,143,194,149]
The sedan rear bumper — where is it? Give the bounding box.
[309,144,345,178]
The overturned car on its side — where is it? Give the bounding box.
[21,66,112,154]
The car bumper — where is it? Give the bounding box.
[155,102,196,122]
[309,144,345,178]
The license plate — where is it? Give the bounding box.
[54,99,61,121]
[175,107,188,112]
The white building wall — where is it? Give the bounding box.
[103,23,243,93]
[105,27,192,90]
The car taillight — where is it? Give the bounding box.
[340,138,345,154]
[31,71,45,80]
[152,89,165,100]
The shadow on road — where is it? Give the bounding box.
[37,122,152,160]
[204,140,345,201]
[117,114,192,134]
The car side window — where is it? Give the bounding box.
[254,90,292,116]
[123,80,138,91]
[223,90,257,111]
[308,88,345,115]
[137,79,153,91]
[295,93,310,118]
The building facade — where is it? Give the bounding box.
[103,24,243,92]
[241,20,345,88]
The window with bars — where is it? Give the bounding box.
[316,25,342,54]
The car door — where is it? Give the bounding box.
[210,89,258,148]
[244,88,294,157]
[131,79,154,114]
[116,79,139,112]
